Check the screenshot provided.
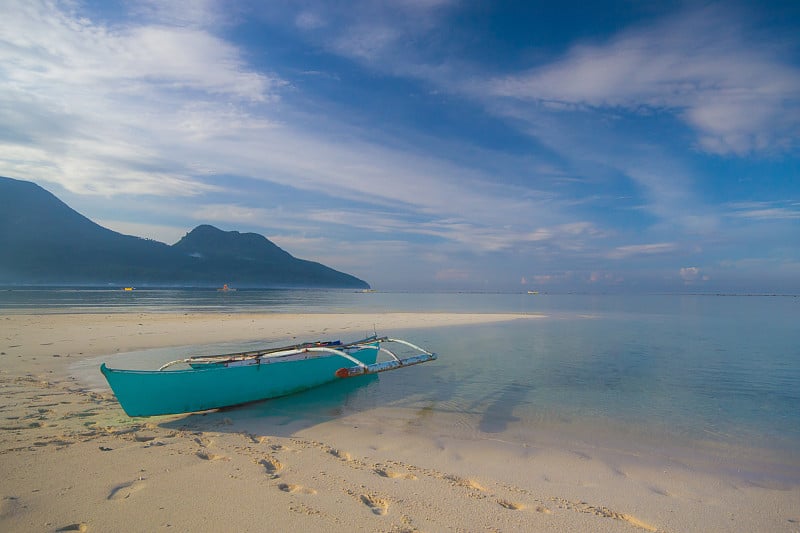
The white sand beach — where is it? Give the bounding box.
[1,312,798,532]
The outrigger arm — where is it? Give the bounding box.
[156,336,437,377]
[333,338,437,378]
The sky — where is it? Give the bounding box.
[1,0,799,292]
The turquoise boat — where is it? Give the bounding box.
[101,336,436,417]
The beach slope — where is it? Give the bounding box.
[1,312,797,532]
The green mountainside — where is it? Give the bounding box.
[0,176,369,289]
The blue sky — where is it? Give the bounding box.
[1,0,798,292]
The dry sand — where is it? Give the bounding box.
[1,312,798,532]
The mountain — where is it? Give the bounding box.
[0,176,369,289]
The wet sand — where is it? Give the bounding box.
[1,312,798,532]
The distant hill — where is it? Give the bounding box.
[0,176,369,289]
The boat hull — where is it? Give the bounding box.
[101,345,379,417]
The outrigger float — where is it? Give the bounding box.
[101,336,436,417]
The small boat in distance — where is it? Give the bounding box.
[101,336,436,417]
[217,283,236,292]
[122,287,134,291]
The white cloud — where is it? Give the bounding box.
[0,0,284,196]
[97,219,188,244]
[290,0,455,71]
[331,25,400,61]
[0,3,275,100]
[728,202,800,220]
[130,0,230,28]
[607,243,677,259]
[0,2,588,261]
[191,204,282,226]
[295,11,326,30]
[679,266,700,281]
[3,1,794,291]
[486,5,800,155]
[0,0,567,236]
[679,266,710,283]
[304,209,584,253]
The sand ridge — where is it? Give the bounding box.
[0,311,538,372]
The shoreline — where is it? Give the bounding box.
[0,311,539,376]
[2,312,798,532]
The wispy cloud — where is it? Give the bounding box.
[0,2,529,216]
[485,5,800,155]
[97,219,188,244]
[284,0,457,73]
[607,243,677,259]
[294,2,800,158]
[1,1,797,291]
[0,1,607,268]
[130,0,232,28]
[283,2,797,243]
[0,0,281,195]
[1,4,275,100]
[727,201,800,220]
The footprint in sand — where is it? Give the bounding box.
[107,480,145,500]
[648,485,670,497]
[360,494,389,516]
[444,475,486,492]
[373,468,417,480]
[497,499,525,510]
[55,523,88,532]
[565,500,658,532]
[258,457,283,478]
[329,449,352,461]
[1,496,21,518]
[619,514,658,532]
[247,434,270,444]
[278,483,316,495]
[193,436,212,447]
[196,451,228,461]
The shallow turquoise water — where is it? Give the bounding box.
[8,289,798,480]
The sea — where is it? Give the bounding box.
[2,288,799,482]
